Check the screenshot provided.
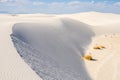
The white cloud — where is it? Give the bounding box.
[0,0,7,2]
[30,1,120,14]
[0,0,18,2]
[33,2,45,5]
[0,0,120,14]
[114,2,120,6]
[68,1,82,5]
[0,0,28,6]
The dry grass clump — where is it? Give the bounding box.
[93,46,101,49]
[83,53,97,61]
[99,45,105,48]
[93,45,106,50]
[83,53,93,60]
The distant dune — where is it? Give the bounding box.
[0,12,120,80]
[58,12,120,35]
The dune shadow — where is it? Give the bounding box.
[91,59,97,61]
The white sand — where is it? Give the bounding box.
[85,35,120,80]
[0,15,42,80]
[0,12,120,80]
[58,12,120,35]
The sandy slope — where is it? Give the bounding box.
[65,12,120,80]
[0,15,42,80]
[0,12,120,80]
[58,12,120,35]
[85,34,120,80]
[58,12,120,26]
[11,18,94,80]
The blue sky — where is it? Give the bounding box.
[0,0,120,14]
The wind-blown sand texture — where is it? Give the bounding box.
[0,12,120,80]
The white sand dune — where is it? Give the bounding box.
[11,18,94,80]
[0,15,42,80]
[58,12,120,35]
[58,12,120,26]
[0,12,120,80]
